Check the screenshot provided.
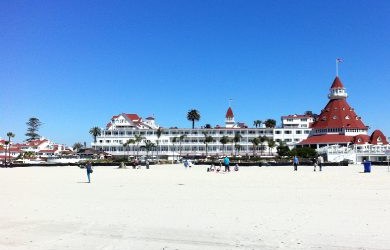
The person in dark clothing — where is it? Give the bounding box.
[293,156,299,171]
[85,161,93,183]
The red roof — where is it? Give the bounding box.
[311,99,366,130]
[370,130,388,145]
[39,149,56,153]
[282,114,312,119]
[125,114,140,121]
[111,114,141,122]
[299,134,355,145]
[226,107,234,118]
[353,134,371,144]
[330,76,345,89]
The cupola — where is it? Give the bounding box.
[328,77,348,100]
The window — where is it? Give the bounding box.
[296,130,302,134]
[284,130,292,134]
[275,131,281,134]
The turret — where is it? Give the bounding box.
[328,76,348,100]
[225,107,235,128]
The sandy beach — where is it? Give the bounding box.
[1,164,390,250]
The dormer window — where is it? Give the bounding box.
[377,137,382,142]
[345,115,350,120]
[357,138,362,143]
[333,116,337,120]
[322,116,327,121]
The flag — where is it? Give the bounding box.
[337,58,344,63]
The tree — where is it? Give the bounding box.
[171,136,178,163]
[290,147,317,158]
[277,142,290,157]
[156,127,163,163]
[73,142,83,152]
[204,124,212,129]
[6,132,15,164]
[220,136,230,154]
[187,109,201,129]
[202,131,213,157]
[127,139,135,156]
[251,137,260,156]
[253,120,262,128]
[141,140,156,158]
[25,117,42,141]
[267,138,276,155]
[89,127,101,143]
[233,132,242,156]
[179,134,187,158]
[122,140,130,160]
[134,134,145,157]
[259,136,267,155]
[264,119,276,128]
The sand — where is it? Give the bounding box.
[1,164,390,250]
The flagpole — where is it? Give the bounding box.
[336,59,338,77]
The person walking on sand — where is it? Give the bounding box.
[85,161,93,183]
[317,155,324,171]
[313,157,318,171]
[223,156,230,172]
[293,156,299,171]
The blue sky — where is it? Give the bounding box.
[1,0,389,146]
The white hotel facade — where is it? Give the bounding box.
[91,108,313,157]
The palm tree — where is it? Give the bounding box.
[156,127,163,163]
[171,136,178,163]
[122,140,129,160]
[187,109,201,129]
[251,137,260,157]
[73,142,83,152]
[134,134,145,157]
[179,134,187,159]
[220,136,230,154]
[259,136,267,155]
[89,127,101,143]
[267,139,276,156]
[142,140,156,158]
[127,139,136,156]
[264,119,276,128]
[253,120,262,128]
[6,132,15,164]
[234,144,241,156]
[233,132,242,156]
[202,131,213,157]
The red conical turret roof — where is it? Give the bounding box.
[330,76,345,89]
[226,107,234,118]
[311,99,366,130]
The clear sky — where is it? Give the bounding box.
[1,0,389,147]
